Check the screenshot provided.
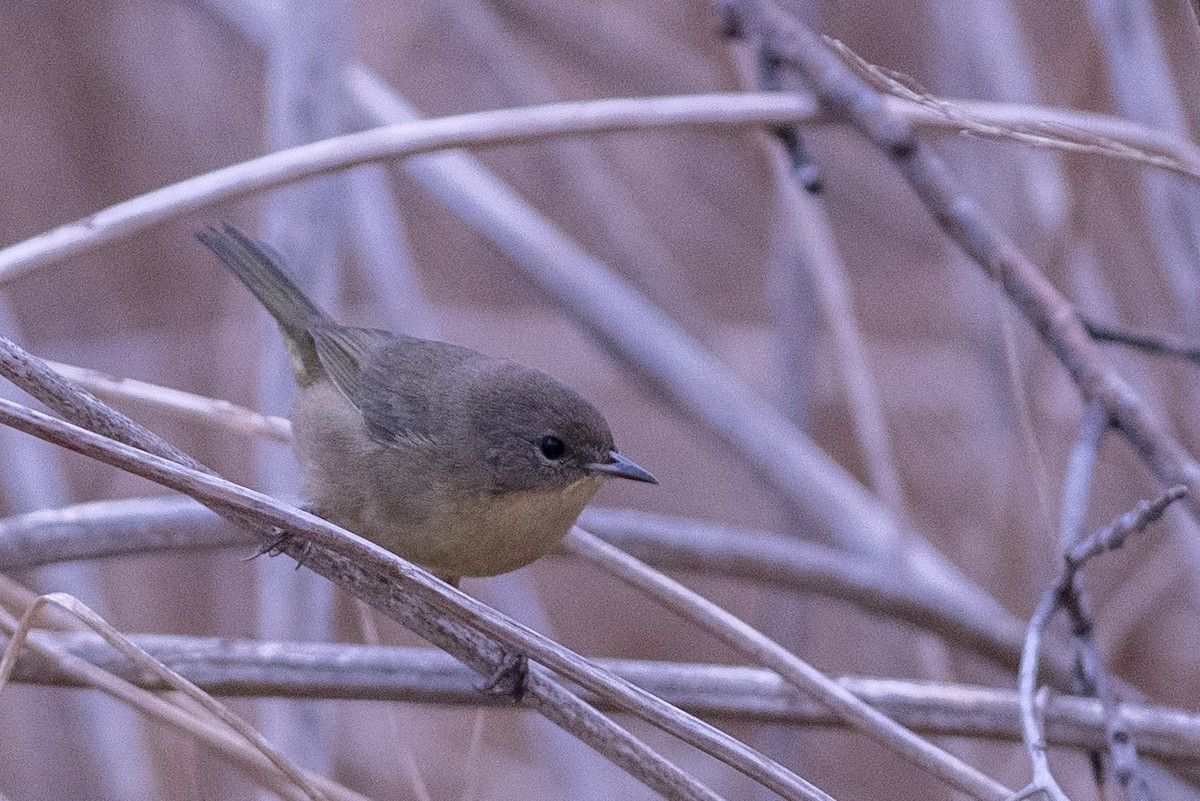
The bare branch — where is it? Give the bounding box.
[1059,402,1108,551]
[2,87,1199,288]
[44,360,291,443]
[1019,487,1186,800]
[0,603,368,801]
[10,632,1200,763]
[1065,488,1186,572]
[1082,318,1200,365]
[567,528,1013,800]
[0,594,330,801]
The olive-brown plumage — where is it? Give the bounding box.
[197,224,655,582]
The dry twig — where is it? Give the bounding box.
[0,598,366,801]
[10,632,1200,764]
[568,528,1012,800]
[1018,488,1186,800]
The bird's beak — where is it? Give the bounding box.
[588,451,658,484]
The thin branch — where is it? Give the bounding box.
[1083,0,1200,329]
[2,86,1199,287]
[1064,489,1186,573]
[0,495,1066,685]
[1059,402,1108,552]
[10,633,1200,763]
[45,360,291,442]
[579,509,1064,682]
[1055,401,1110,793]
[1019,488,1186,800]
[0,593,330,801]
[1082,318,1200,365]
[794,188,906,512]
[0,92,812,284]
[826,37,1200,187]
[257,0,351,772]
[566,528,1012,800]
[0,496,252,570]
[0,604,369,801]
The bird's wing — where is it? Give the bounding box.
[345,335,484,453]
[317,329,450,451]
[310,324,383,403]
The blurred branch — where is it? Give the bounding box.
[0,602,367,801]
[789,186,905,512]
[1018,488,1186,801]
[0,593,331,801]
[1083,0,1200,329]
[258,0,350,773]
[1059,403,1107,552]
[9,633,1200,763]
[1055,401,1109,791]
[45,360,291,442]
[0,496,251,569]
[567,528,1012,800]
[725,0,1200,526]
[0,494,1062,685]
[2,91,1200,283]
[580,509,1051,679]
[1081,318,1200,365]
[0,91,813,284]
[441,0,709,331]
[0,341,826,801]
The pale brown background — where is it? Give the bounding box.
[1,1,1199,799]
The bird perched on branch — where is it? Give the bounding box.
[197,224,656,585]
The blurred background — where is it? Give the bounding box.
[2,0,1200,798]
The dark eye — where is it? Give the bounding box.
[539,435,566,460]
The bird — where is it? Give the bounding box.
[197,224,656,584]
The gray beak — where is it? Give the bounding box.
[588,451,658,484]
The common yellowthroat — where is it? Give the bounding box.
[197,225,656,583]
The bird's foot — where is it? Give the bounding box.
[245,527,293,561]
[245,527,315,571]
[477,650,529,702]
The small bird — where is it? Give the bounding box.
[197,224,656,583]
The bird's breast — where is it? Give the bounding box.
[409,475,605,577]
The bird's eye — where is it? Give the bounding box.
[539,435,566,460]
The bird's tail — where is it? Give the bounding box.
[196,223,332,350]
[197,224,337,384]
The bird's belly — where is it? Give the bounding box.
[360,476,604,577]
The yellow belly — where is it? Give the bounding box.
[391,475,604,577]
